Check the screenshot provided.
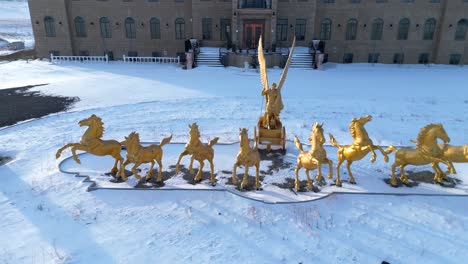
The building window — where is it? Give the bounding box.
[152,51,162,57]
[175,18,185,39]
[295,19,306,41]
[44,16,56,37]
[276,19,288,41]
[455,19,468,41]
[150,17,160,39]
[398,18,410,40]
[100,17,112,38]
[125,17,136,39]
[423,18,436,40]
[418,53,429,64]
[371,18,384,40]
[128,51,138,57]
[49,50,60,56]
[320,19,332,40]
[449,54,461,65]
[368,53,380,63]
[220,18,231,41]
[79,51,89,56]
[202,18,212,40]
[343,53,353,63]
[346,19,357,40]
[393,53,404,64]
[74,16,86,38]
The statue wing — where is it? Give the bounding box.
[277,37,296,90]
[258,35,269,91]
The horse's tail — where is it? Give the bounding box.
[209,137,220,147]
[159,134,173,147]
[329,133,341,149]
[385,145,398,155]
[293,135,304,153]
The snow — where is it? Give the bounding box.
[0,60,468,263]
[0,0,33,48]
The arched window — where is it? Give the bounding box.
[371,18,384,40]
[175,18,185,39]
[125,17,136,39]
[44,16,56,37]
[423,18,436,40]
[100,17,112,38]
[346,19,358,40]
[320,19,332,40]
[150,17,160,39]
[398,18,410,40]
[455,19,468,41]
[74,16,86,38]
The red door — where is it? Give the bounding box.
[244,21,264,49]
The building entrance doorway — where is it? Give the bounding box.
[244,20,264,49]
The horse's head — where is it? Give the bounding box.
[122,132,140,150]
[352,115,372,126]
[309,122,325,145]
[79,114,100,127]
[239,128,249,146]
[433,124,450,143]
[189,123,200,139]
[417,123,450,146]
[271,83,277,90]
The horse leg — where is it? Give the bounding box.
[189,156,195,174]
[119,158,129,181]
[209,159,216,186]
[55,143,76,159]
[175,150,189,174]
[373,145,389,162]
[347,160,356,184]
[241,165,249,190]
[294,162,301,192]
[431,162,444,184]
[390,162,398,187]
[146,160,155,180]
[400,165,408,184]
[305,169,313,190]
[326,158,333,180]
[367,145,377,163]
[314,159,323,183]
[335,158,344,187]
[71,144,89,164]
[194,160,204,182]
[132,163,142,180]
[255,163,261,190]
[156,159,163,182]
[232,162,239,185]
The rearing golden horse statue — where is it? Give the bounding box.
[121,132,172,182]
[294,122,333,191]
[329,115,394,187]
[390,124,456,186]
[175,123,219,185]
[232,128,261,190]
[56,114,125,179]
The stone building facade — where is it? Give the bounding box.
[29,0,468,64]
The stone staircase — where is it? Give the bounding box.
[195,49,223,67]
[289,51,315,68]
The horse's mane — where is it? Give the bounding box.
[93,116,105,138]
[349,119,357,139]
[416,123,442,145]
[240,128,249,147]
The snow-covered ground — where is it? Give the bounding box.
[0,61,468,263]
[0,0,33,48]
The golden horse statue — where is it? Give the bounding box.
[233,128,261,190]
[121,132,172,182]
[329,115,394,187]
[390,124,456,186]
[56,114,125,179]
[175,123,219,185]
[258,35,295,129]
[294,123,333,191]
[439,143,468,163]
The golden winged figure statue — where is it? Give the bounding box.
[258,35,296,129]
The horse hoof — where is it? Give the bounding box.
[350,180,356,185]
[335,181,342,187]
